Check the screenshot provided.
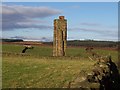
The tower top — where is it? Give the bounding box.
[59,16,65,20]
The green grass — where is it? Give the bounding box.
[2,44,119,88]
[2,44,118,59]
[3,56,95,88]
[2,44,52,57]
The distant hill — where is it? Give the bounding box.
[1,39,23,42]
[1,39,118,48]
[43,40,118,48]
[67,40,117,47]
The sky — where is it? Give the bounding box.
[2,0,120,2]
[1,2,118,41]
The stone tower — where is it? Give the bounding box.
[53,16,67,56]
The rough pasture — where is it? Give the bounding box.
[2,44,119,88]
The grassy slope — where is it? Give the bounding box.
[2,44,118,88]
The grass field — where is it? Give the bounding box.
[2,44,119,88]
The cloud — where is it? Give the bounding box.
[80,22,118,30]
[10,36,52,42]
[69,27,117,33]
[2,4,61,30]
[2,21,53,30]
[70,5,80,9]
[80,22,102,26]
[68,27,102,33]
[68,27,118,39]
[2,4,61,18]
[68,30,118,41]
[10,36,27,40]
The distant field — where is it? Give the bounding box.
[2,44,118,59]
[2,44,119,88]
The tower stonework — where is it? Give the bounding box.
[53,16,67,56]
